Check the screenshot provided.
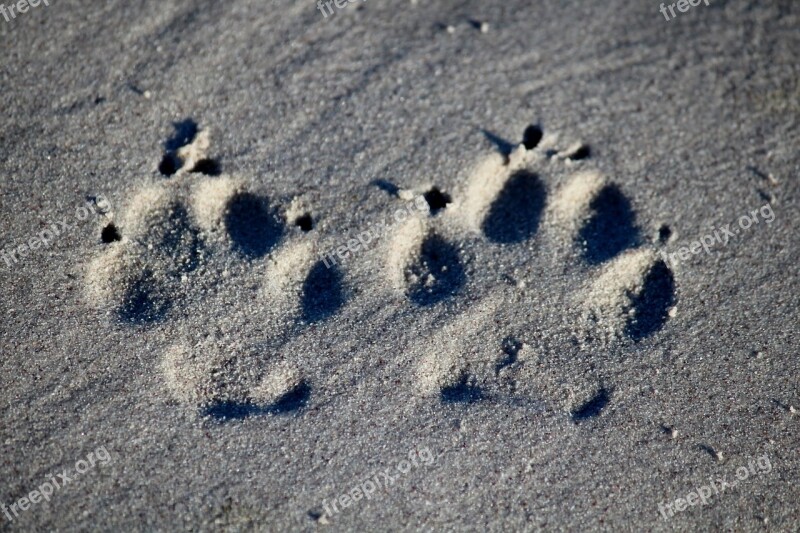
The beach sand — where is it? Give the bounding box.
[0,0,798,530]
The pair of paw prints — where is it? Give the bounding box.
[86,121,677,420]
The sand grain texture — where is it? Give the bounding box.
[0,0,798,531]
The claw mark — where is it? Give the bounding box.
[572,388,610,421]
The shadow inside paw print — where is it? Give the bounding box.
[203,381,312,421]
[406,233,466,306]
[301,260,345,323]
[117,203,205,323]
[482,170,546,244]
[118,269,172,323]
[571,388,611,422]
[224,192,283,259]
[440,374,484,404]
[158,203,204,272]
[624,259,675,340]
[578,183,639,264]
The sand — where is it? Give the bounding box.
[1,0,798,531]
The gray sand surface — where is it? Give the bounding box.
[0,0,798,531]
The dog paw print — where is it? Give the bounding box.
[387,126,677,416]
[86,122,342,418]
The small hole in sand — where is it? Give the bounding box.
[101,223,121,243]
[423,187,451,214]
[496,337,522,373]
[294,214,313,232]
[522,125,543,150]
[658,224,672,243]
[568,145,591,160]
[159,154,179,176]
[190,158,222,176]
